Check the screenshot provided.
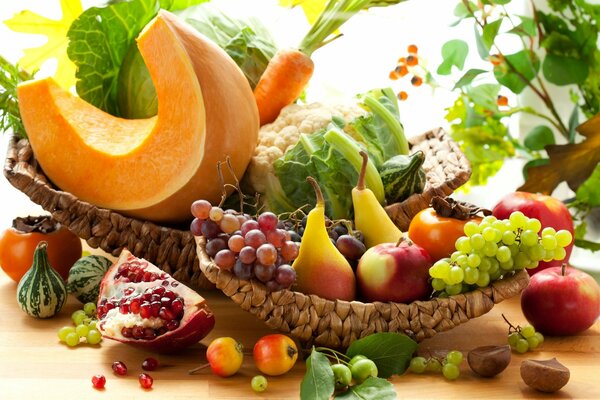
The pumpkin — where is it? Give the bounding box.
[67,255,113,304]
[17,11,259,223]
[379,150,426,204]
[16,241,67,318]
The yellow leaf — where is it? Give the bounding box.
[279,0,328,26]
[4,0,83,88]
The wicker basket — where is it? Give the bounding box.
[192,127,530,348]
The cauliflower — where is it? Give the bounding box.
[246,101,366,193]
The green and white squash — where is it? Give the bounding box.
[67,255,113,303]
[379,150,427,204]
[17,241,67,318]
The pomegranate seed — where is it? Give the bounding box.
[142,357,159,371]
[159,307,176,321]
[164,291,176,301]
[143,271,155,282]
[130,298,141,314]
[121,327,134,338]
[142,292,152,302]
[124,287,135,296]
[143,328,157,340]
[121,277,130,283]
[105,302,115,311]
[150,294,161,303]
[165,319,180,331]
[150,302,161,317]
[119,303,130,314]
[91,374,106,389]
[156,327,168,336]
[132,326,145,339]
[171,299,184,316]
[100,298,107,306]
[160,297,172,307]
[140,303,152,319]
[97,306,107,318]
[162,280,170,287]
[112,361,127,376]
[152,286,166,296]
[139,373,153,389]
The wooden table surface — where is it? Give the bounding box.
[0,268,598,400]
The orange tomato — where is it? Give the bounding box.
[408,208,481,262]
[0,224,82,282]
[253,334,298,376]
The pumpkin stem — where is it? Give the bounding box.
[33,241,50,269]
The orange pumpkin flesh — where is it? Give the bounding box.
[17,11,258,223]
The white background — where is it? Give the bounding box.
[0,0,597,273]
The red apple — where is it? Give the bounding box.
[356,238,432,303]
[492,192,574,275]
[521,265,600,336]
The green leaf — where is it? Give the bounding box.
[437,39,469,75]
[473,25,489,60]
[453,1,477,18]
[466,83,501,111]
[508,15,537,37]
[574,238,600,252]
[300,349,334,400]
[522,158,550,180]
[346,333,417,378]
[523,125,555,150]
[453,69,488,90]
[493,50,540,94]
[542,54,589,86]
[568,104,579,143]
[575,164,600,207]
[335,377,397,400]
[482,19,502,51]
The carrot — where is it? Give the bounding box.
[254,49,314,126]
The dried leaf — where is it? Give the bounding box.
[4,0,83,88]
[518,113,600,194]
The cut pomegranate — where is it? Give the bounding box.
[97,250,215,353]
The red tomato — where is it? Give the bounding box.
[0,222,82,282]
[407,208,481,262]
[253,334,298,376]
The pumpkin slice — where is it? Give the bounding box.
[17,11,259,223]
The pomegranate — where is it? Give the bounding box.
[97,250,215,353]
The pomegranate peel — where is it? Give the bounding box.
[97,250,215,353]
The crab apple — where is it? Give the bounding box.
[253,334,298,376]
[206,337,244,377]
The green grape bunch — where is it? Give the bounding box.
[503,314,544,354]
[429,211,572,296]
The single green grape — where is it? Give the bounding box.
[475,272,490,287]
[524,218,542,233]
[425,358,442,373]
[515,339,529,354]
[496,246,511,263]
[431,278,446,291]
[467,253,481,268]
[470,234,485,250]
[501,231,516,246]
[542,249,555,262]
[514,252,530,270]
[57,326,75,342]
[456,255,468,268]
[509,211,527,228]
[64,332,80,347]
[520,230,538,247]
[541,235,557,250]
[445,350,463,366]
[251,375,268,392]
[75,324,89,338]
[464,267,479,285]
[86,329,102,345]
[445,283,463,296]
[483,242,498,257]
[72,310,87,326]
[526,336,540,349]
[541,227,556,237]
[509,244,519,257]
[508,332,521,347]
[482,215,497,225]
[455,237,472,253]
[409,356,428,374]
[479,257,491,272]
[488,258,500,274]
[555,230,572,247]
[430,261,450,279]
[499,259,514,271]
[449,267,464,285]
[554,247,567,261]
[527,244,545,261]
[442,363,460,380]
[482,228,497,242]
[526,260,539,270]
[534,332,544,345]
[83,302,97,316]
[450,251,463,262]
[463,221,480,237]
[521,325,535,338]
[87,320,97,330]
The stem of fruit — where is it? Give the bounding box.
[356,151,368,191]
[501,313,519,334]
[188,363,210,375]
[315,347,350,364]
[306,176,324,207]
[561,263,566,276]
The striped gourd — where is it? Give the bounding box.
[16,241,67,318]
[67,255,112,303]
[379,150,426,204]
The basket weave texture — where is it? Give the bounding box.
[197,236,529,349]
[4,126,471,294]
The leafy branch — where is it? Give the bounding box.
[0,56,33,138]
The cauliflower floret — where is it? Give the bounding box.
[246,101,365,193]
